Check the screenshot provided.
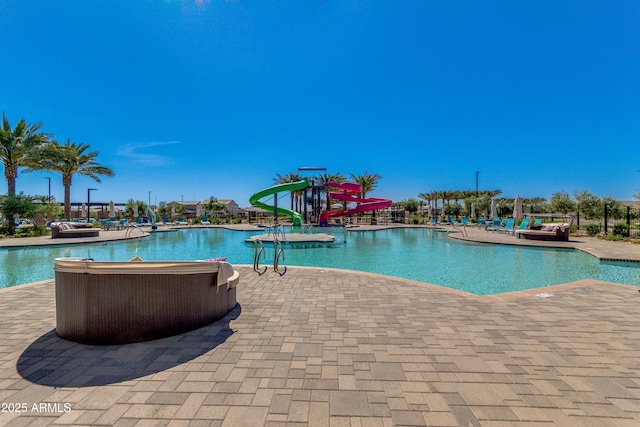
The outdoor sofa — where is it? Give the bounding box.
[51,222,100,238]
[515,223,571,241]
[54,258,239,345]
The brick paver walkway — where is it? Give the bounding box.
[1,266,639,426]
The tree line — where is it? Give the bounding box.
[397,190,624,221]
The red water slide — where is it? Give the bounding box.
[318,182,392,226]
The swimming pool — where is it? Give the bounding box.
[2,227,639,295]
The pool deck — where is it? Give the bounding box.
[1,225,640,425]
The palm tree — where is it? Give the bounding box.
[26,139,114,220]
[273,172,303,211]
[350,171,382,222]
[0,113,51,196]
[417,192,432,210]
[316,172,346,211]
[349,171,381,200]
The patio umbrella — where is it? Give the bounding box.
[470,202,476,218]
[490,199,498,219]
[196,204,202,217]
[427,203,432,217]
[513,195,524,220]
[133,202,139,218]
[109,201,115,218]
[171,204,176,218]
[80,203,87,218]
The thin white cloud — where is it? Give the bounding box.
[117,141,183,167]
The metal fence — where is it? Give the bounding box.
[603,205,640,238]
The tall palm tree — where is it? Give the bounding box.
[273,172,303,211]
[316,172,346,211]
[349,171,381,200]
[26,139,114,220]
[417,192,432,207]
[350,171,382,222]
[0,112,51,196]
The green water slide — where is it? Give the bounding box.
[249,179,308,226]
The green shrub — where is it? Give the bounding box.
[613,223,630,237]
[15,224,48,237]
[585,224,601,237]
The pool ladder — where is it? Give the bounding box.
[125,224,147,238]
[253,225,287,276]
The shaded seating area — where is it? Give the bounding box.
[51,222,100,238]
[54,258,239,345]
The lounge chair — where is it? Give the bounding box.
[507,217,530,235]
[201,216,211,224]
[486,218,505,232]
[440,216,454,226]
[530,218,543,230]
[515,223,571,241]
[427,217,438,226]
[177,217,189,225]
[135,217,147,226]
[477,216,487,229]
[161,216,175,226]
[51,222,100,238]
[494,218,515,233]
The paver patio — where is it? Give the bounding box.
[1,263,639,426]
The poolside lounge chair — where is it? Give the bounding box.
[135,217,147,226]
[161,216,175,226]
[515,223,571,241]
[440,216,454,226]
[486,218,506,232]
[51,222,100,238]
[177,217,189,225]
[201,216,211,224]
[508,217,530,235]
[427,217,438,226]
[477,216,487,229]
[494,218,515,233]
[530,218,543,230]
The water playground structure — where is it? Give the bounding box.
[248,179,308,226]
[248,176,391,275]
[249,177,392,227]
[318,181,392,227]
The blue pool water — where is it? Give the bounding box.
[2,227,640,295]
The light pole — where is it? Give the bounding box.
[45,177,51,203]
[475,171,481,196]
[87,188,97,222]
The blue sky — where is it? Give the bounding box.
[1,1,639,207]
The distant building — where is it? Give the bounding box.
[173,199,245,218]
[217,199,245,217]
